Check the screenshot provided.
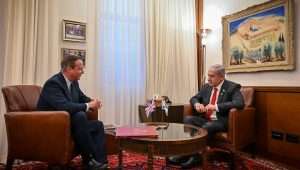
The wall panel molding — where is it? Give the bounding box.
[250,86,300,165]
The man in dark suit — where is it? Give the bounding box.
[37,55,108,170]
[170,64,244,168]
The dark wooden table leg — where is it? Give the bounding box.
[148,144,154,170]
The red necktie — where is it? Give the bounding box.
[206,87,218,121]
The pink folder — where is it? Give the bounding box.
[116,126,158,138]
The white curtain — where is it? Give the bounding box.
[96,0,198,125]
[97,0,146,126]
[0,0,59,163]
[145,0,198,103]
[0,0,9,163]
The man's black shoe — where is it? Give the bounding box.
[180,155,201,169]
[86,158,108,170]
[166,155,189,165]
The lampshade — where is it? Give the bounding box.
[199,28,211,46]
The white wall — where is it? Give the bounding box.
[57,0,98,96]
[203,0,300,87]
[59,0,87,52]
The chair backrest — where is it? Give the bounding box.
[240,87,254,108]
[2,85,42,112]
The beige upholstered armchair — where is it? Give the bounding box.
[2,85,98,169]
[184,87,256,151]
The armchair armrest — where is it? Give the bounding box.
[184,104,193,117]
[4,111,73,163]
[228,107,256,149]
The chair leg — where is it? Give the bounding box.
[5,157,14,170]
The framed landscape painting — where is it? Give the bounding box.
[62,20,86,42]
[222,0,294,73]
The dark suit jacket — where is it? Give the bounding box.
[190,79,244,121]
[37,72,91,115]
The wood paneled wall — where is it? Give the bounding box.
[253,86,300,162]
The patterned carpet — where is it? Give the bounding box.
[0,151,291,170]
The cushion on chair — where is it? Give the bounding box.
[240,87,254,108]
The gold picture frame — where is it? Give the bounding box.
[62,20,86,42]
[222,0,294,73]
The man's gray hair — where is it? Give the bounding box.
[61,55,83,70]
[210,64,225,77]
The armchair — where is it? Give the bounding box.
[184,87,256,151]
[2,85,98,169]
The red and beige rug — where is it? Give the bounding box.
[0,151,291,170]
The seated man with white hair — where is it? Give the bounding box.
[168,64,245,168]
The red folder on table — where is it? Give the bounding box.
[116,126,158,137]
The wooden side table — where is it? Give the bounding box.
[138,104,184,123]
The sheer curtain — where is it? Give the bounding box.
[97,0,146,125]
[0,0,59,163]
[145,0,198,103]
